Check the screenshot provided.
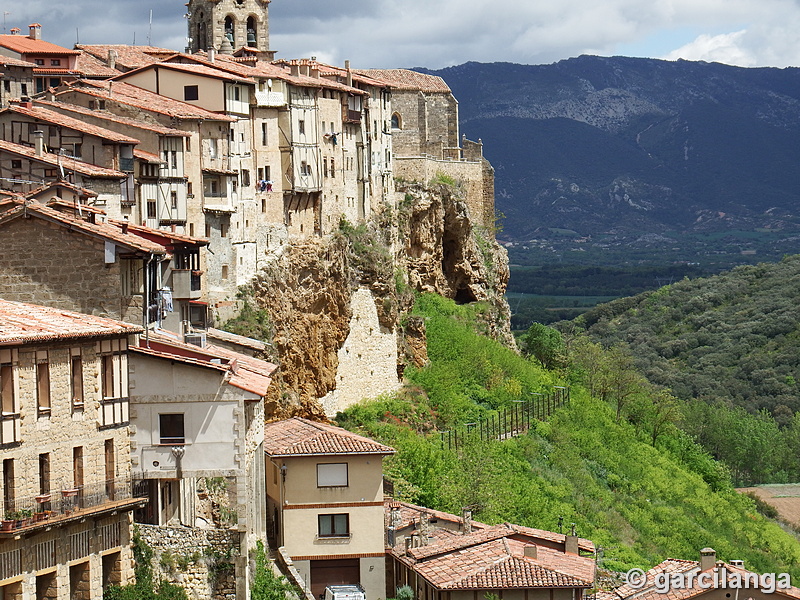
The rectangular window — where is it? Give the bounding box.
[184,85,199,101]
[171,151,177,170]
[99,342,129,428]
[3,459,14,515]
[0,363,14,415]
[300,161,309,176]
[50,59,61,66]
[241,169,250,187]
[73,446,84,490]
[318,513,349,538]
[170,191,178,209]
[233,86,240,101]
[146,200,157,219]
[221,265,229,280]
[10,159,21,170]
[323,158,328,178]
[159,414,185,445]
[36,355,50,418]
[261,122,268,145]
[102,355,115,399]
[71,351,84,411]
[220,223,227,238]
[34,59,44,66]
[330,158,335,177]
[317,463,348,487]
[298,119,305,135]
[38,453,50,495]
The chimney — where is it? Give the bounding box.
[729,560,744,568]
[108,49,117,70]
[524,545,538,560]
[404,537,412,554]
[122,216,129,234]
[33,130,44,156]
[10,28,20,35]
[29,23,42,41]
[700,548,716,571]
[565,523,579,555]
[300,64,310,77]
[461,507,472,534]
[208,48,216,63]
[290,63,300,77]
[345,59,353,87]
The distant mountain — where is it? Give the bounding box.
[417,57,800,244]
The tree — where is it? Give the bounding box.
[519,323,565,370]
[251,541,297,600]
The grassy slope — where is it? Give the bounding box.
[337,294,800,576]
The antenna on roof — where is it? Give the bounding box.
[2,12,10,33]
[147,9,152,46]
[76,27,80,45]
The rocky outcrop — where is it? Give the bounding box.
[246,184,512,418]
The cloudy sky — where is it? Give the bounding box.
[3,0,800,70]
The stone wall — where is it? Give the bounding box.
[137,524,241,600]
[393,156,491,228]
[319,287,401,416]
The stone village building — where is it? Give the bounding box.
[0,299,145,600]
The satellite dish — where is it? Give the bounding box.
[267,78,273,90]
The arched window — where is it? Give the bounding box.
[391,113,401,130]
[197,19,207,51]
[247,16,258,47]
[224,16,235,45]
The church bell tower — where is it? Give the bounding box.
[187,0,273,58]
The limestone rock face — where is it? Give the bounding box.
[249,184,513,418]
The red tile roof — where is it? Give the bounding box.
[0,298,141,346]
[133,330,277,397]
[0,138,126,178]
[395,524,595,591]
[0,199,168,255]
[35,99,192,137]
[134,149,164,164]
[75,45,175,71]
[74,51,123,78]
[5,104,141,144]
[57,80,235,122]
[116,61,254,84]
[26,179,98,199]
[355,69,452,93]
[264,417,396,457]
[604,559,800,600]
[0,35,80,56]
[0,56,36,69]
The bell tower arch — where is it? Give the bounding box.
[187,0,273,58]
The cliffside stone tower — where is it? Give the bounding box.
[186,0,274,58]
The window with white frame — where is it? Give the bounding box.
[317,463,348,487]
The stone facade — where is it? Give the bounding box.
[0,311,140,599]
[137,524,240,600]
[187,0,271,57]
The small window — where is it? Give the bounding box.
[34,59,44,66]
[241,169,250,187]
[146,200,157,219]
[0,363,15,415]
[36,356,50,418]
[298,119,305,135]
[391,113,401,129]
[317,463,348,487]
[50,59,61,66]
[184,85,199,101]
[171,191,178,209]
[318,513,349,538]
[159,414,185,445]
[221,265,229,280]
[10,160,21,170]
[71,351,84,412]
[261,122,268,146]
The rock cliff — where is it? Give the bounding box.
[246,183,512,419]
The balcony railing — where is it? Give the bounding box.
[1,477,147,534]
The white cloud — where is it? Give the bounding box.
[3,0,800,69]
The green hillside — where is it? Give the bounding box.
[336,294,800,576]
[576,255,800,484]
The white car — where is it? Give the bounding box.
[323,584,366,600]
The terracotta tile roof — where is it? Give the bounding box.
[74,51,123,78]
[58,80,235,122]
[0,199,168,255]
[386,500,490,532]
[117,60,254,84]
[606,559,800,600]
[35,99,191,137]
[264,417,396,457]
[75,45,175,71]
[133,330,277,397]
[0,138,126,178]
[0,298,141,346]
[134,149,164,164]
[0,56,36,69]
[355,69,451,93]
[270,59,369,95]
[26,179,98,199]
[0,35,80,56]
[5,104,140,144]
[109,221,207,248]
[206,327,267,352]
[397,527,594,591]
